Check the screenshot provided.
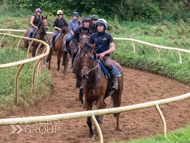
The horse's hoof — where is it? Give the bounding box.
[92,134,97,141]
[116,128,122,131]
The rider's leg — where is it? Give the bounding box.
[51,30,59,48]
[103,56,118,90]
[71,47,79,73]
[66,32,72,55]
[27,27,35,38]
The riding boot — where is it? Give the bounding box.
[109,67,118,90]
[66,41,71,56]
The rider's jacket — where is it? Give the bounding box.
[53,18,67,31]
[33,15,41,26]
[72,26,92,46]
[89,31,114,55]
[68,19,81,33]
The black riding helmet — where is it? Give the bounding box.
[82,16,91,23]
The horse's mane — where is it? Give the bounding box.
[83,43,91,52]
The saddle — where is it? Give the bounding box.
[96,60,121,99]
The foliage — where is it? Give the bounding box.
[3,0,190,23]
[0,47,52,115]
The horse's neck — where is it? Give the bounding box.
[86,61,99,85]
[37,26,45,38]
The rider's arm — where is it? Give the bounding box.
[54,26,61,31]
[69,21,74,35]
[30,16,38,29]
[104,42,115,55]
[72,29,79,46]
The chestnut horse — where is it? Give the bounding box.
[46,26,69,71]
[79,44,123,140]
[24,16,48,57]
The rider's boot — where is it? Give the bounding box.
[109,67,118,90]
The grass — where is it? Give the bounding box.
[112,125,190,143]
[0,47,52,115]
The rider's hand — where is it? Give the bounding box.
[59,28,61,32]
[35,26,38,30]
[98,53,105,58]
[71,31,74,35]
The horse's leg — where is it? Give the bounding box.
[57,51,62,71]
[86,101,93,136]
[92,97,104,141]
[62,51,69,73]
[48,49,52,70]
[79,88,83,105]
[112,91,122,131]
[32,46,36,57]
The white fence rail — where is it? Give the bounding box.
[0,29,190,143]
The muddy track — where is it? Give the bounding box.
[0,55,190,143]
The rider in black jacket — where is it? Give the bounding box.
[71,16,92,72]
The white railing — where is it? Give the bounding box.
[0,29,187,63]
[0,29,190,143]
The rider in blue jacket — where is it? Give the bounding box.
[89,19,118,90]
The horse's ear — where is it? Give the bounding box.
[45,16,47,19]
[42,16,44,19]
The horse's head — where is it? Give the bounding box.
[61,26,69,35]
[79,28,91,47]
[80,43,96,79]
[41,16,49,32]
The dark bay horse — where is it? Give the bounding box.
[24,16,48,57]
[71,31,91,105]
[46,26,69,71]
[79,44,123,140]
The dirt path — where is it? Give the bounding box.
[0,55,190,143]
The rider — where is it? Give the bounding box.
[89,15,98,33]
[89,19,118,90]
[50,10,67,48]
[27,8,41,38]
[71,16,92,72]
[66,12,81,55]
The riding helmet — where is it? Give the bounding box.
[57,10,63,15]
[91,15,98,20]
[95,19,107,29]
[72,12,79,17]
[35,8,42,13]
[82,16,91,23]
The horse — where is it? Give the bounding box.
[24,16,48,57]
[79,44,123,140]
[46,26,69,71]
[70,30,91,105]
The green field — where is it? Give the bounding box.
[0,47,51,115]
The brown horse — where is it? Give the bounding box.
[46,26,69,71]
[24,16,48,57]
[79,44,123,140]
[71,31,91,105]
